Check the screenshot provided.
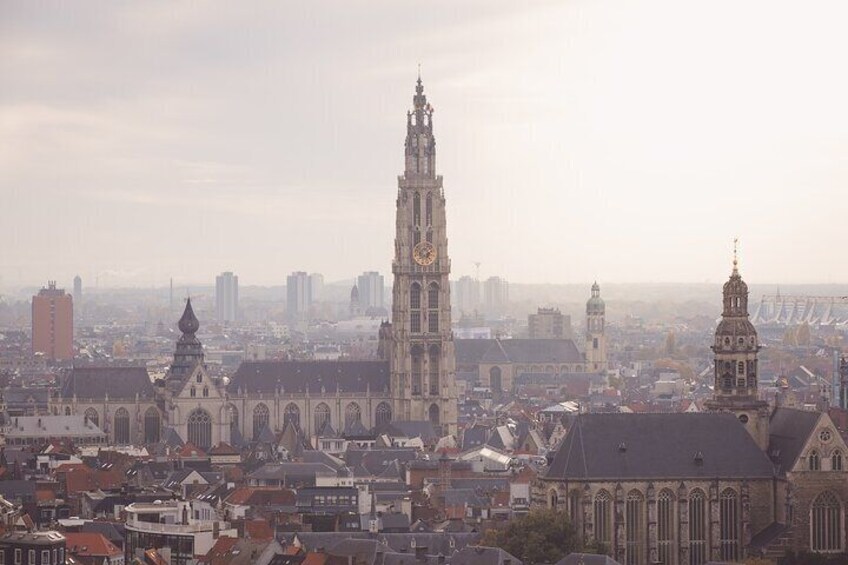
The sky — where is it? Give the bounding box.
[2,0,848,289]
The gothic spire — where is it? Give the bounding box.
[178,297,200,336]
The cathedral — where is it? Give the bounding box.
[535,255,848,562]
[52,77,458,448]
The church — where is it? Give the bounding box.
[535,254,848,562]
[52,77,458,450]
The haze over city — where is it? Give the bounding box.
[3,0,848,289]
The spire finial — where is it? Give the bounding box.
[732,237,739,274]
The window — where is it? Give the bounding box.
[412,352,423,395]
[428,311,439,333]
[689,489,707,565]
[28,550,34,565]
[284,403,300,428]
[426,192,433,225]
[196,373,202,383]
[810,450,821,471]
[429,349,440,395]
[84,408,99,427]
[625,491,644,565]
[657,490,674,565]
[569,490,582,527]
[410,283,421,333]
[413,192,420,226]
[187,408,212,449]
[114,407,130,444]
[253,403,270,439]
[549,489,558,509]
[14,549,20,565]
[314,403,331,433]
[811,491,842,552]
[202,387,209,397]
[144,407,161,444]
[594,491,612,545]
[41,551,48,565]
[0,549,5,565]
[719,489,740,561]
[375,402,392,427]
[57,550,62,565]
[345,402,362,428]
[832,450,843,471]
[737,361,744,374]
[190,387,196,398]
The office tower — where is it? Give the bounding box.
[483,276,509,317]
[357,271,385,311]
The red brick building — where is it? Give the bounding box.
[32,281,73,360]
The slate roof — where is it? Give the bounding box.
[545,412,776,480]
[768,407,821,474]
[228,360,390,394]
[6,416,105,439]
[61,365,155,400]
[456,339,583,366]
[378,421,439,443]
[290,532,481,556]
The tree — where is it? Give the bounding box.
[480,508,587,564]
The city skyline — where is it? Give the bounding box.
[3,1,848,289]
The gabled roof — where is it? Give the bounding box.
[768,407,822,474]
[545,412,776,480]
[228,361,390,394]
[64,532,122,557]
[450,546,523,565]
[62,365,155,400]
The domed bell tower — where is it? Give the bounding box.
[705,242,770,450]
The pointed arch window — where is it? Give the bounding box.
[410,283,421,334]
[429,347,440,395]
[428,283,439,333]
[719,488,740,561]
[284,403,300,428]
[114,408,130,445]
[314,402,331,433]
[811,491,842,552]
[144,407,160,444]
[345,402,362,428]
[227,404,239,436]
[593,490,612,546]
[689,489,707,565]
[253,403,270,440]
[84,408,99,428]
[568,490,582,528]
[413,192,421,226]
[376,402,392,427]
[657,490,674,565]
[412,350,423,395]
[426,193,433,226]
[832,450,843,471]
[810,450,821,471]
[428,403,440,428]
[548,489,558,509]
[187,408,212,449]
[625,490,645,565]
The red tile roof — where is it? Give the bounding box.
[64,533,122,557]
[244,519,273,540]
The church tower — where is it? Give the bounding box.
[167,298,205,392]
[705,244,770,450]
[387,76,458,435]
[585,282,607,372]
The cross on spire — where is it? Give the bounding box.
[732,237,739,275]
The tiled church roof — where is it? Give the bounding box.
[545,412,775,480]
[227,360,390,394]
[61,365,155,400]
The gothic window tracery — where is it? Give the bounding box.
[689,489,707,565]
[657,490,674,565]
[314,403,331,433]
[625,490,644,565]
[593,490,612,545]
[345,402,362,428]
[253,403,270,439]
[84,408,99,427]
[832,450,843,471]
[187,408,212,449]
[284,403,300,428]
[810,450,821,471]
[719,488,740,561]
[811,491,842,552]
[375,402,392,426]
[114,408,130,444]
[144,407,160,444]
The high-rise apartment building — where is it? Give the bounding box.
[215,271,239,323]
[357,271,385,311]
[528,307,572,339]
[483,276,509,317]
[309,273,324,303]
[32,281,74,360]
[454,276,480,315]
[286,271,310,321]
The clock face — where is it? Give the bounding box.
[412,241,437,266]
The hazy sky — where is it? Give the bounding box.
[2,1,848,289]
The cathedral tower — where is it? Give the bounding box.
[585,282,607,372]
[167,298,205,391]
[705,245,770,450]
[387,76,458,435]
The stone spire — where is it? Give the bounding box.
[168,298,205,387]
[405,74,435,179]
